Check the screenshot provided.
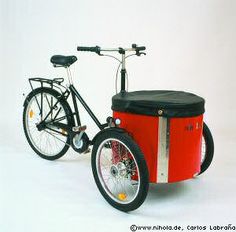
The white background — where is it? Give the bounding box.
[0,0,236,232]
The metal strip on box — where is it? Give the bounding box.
[157,117,170,183]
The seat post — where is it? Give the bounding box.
[66,67,73,85]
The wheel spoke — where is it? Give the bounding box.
[24,91,69,157]
[96,138,141,204]
[201,137,206,164]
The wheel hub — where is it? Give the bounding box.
[110,165,118,177]
[36,121,47,131]
[110,162,127,178]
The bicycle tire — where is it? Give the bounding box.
[198,122,214,175]
[91,129,149,212]
[23,87,74,160]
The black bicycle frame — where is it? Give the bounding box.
[69,85,105,130]
[36,82,106,134]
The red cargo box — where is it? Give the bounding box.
[112,90,205,183]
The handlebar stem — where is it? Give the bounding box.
[121,53,126,70]
[77,44,146,93]
[120,53,127,92]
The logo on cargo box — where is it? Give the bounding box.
[185,122,201,131]
[185,124,194,131]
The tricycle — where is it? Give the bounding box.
[23,44,214,211]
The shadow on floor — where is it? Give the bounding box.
[147,182,190,202]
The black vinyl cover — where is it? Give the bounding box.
[112,90,205,118]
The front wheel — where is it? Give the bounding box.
[198,122,214,175]
[91,130,149,212]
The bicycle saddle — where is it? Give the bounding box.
[50,55,77,67]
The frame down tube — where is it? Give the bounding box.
[69,85,103,130]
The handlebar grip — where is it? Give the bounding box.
[136,46,146,51]
[77,46,100,54]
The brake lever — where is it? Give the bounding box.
[136,51,146,56]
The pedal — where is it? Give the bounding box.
[72,125,87,132]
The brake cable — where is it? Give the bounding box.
[99,53,140,94]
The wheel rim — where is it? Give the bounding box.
[201,136,206,164]
[25,92,68,156]
[96,138,140,204]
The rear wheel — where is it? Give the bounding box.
[199,122,214,175]
[91,130,149,212]
[23,87,73,160]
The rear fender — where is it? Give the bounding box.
[91,127,126,145]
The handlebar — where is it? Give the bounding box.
[77,44,146,56]
[77,46,101,54]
